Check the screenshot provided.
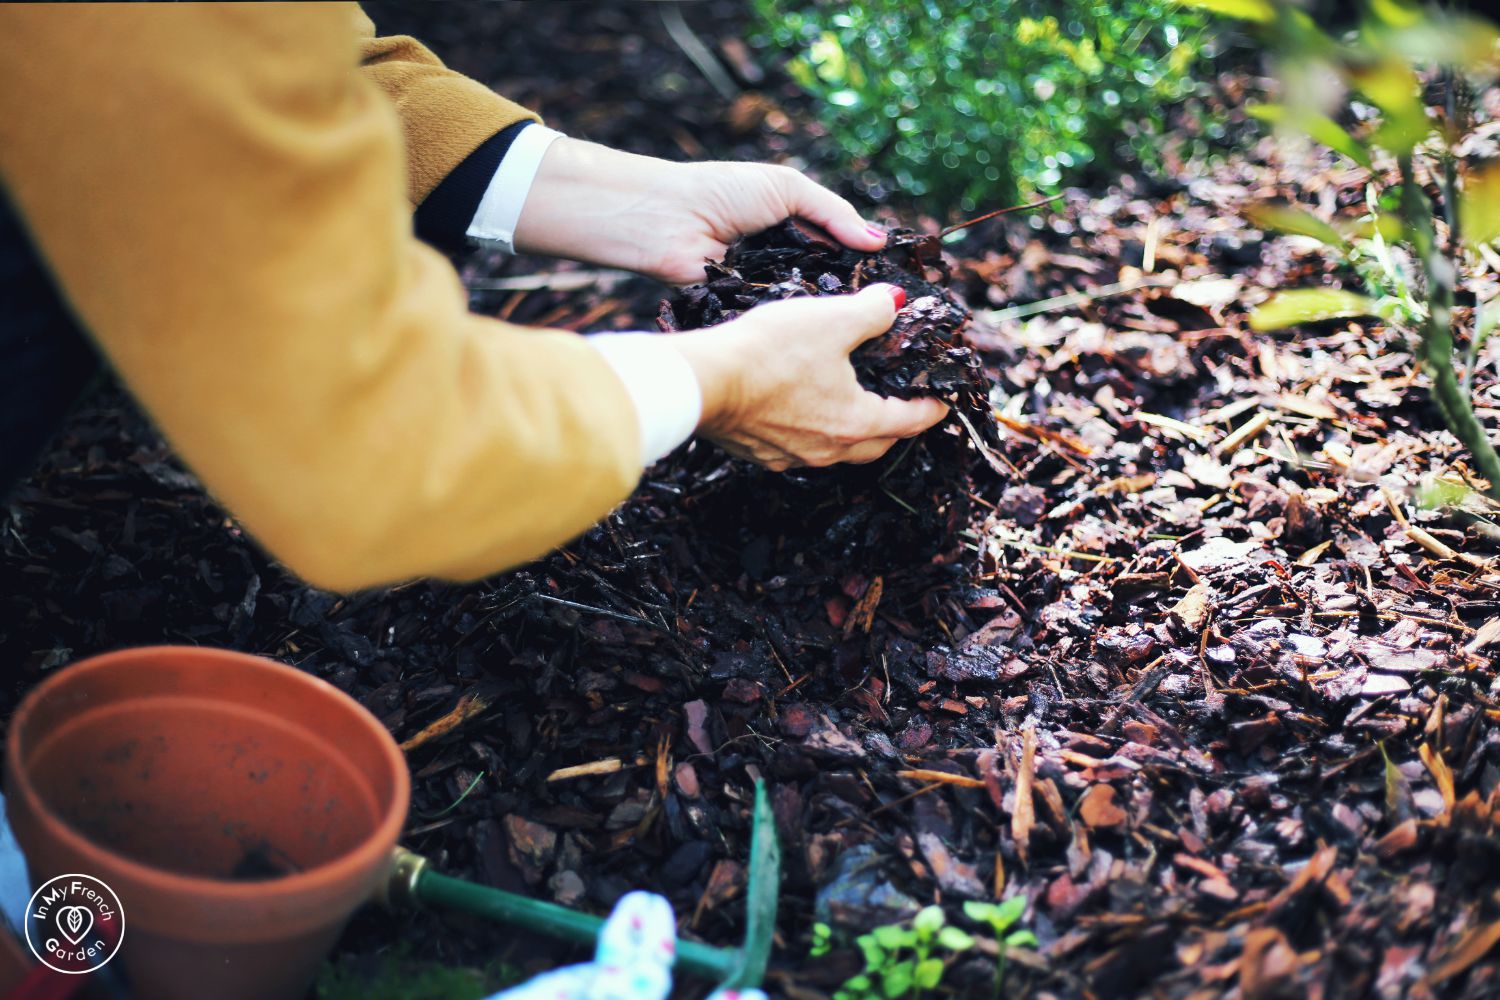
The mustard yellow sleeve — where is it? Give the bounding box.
[353,6,539,204]
[0,2,641,591]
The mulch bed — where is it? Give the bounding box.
[5,3,1500,998]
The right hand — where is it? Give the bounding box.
[668,284,951,471]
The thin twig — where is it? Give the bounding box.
[994,538,1118,563]
[983,277,1175,324]
[529,592,668,630]
[659,3,738,101]
[464,269,633,292]
[936,193,1067,238]
[895,768,986,789]
[546,756,649,783]
[1214,411,1272,456]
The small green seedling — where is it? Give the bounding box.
[810,920,834,959]
[812,898,1038,999]
[822,905,976,1000]
[964,898,1039,998]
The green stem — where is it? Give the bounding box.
[1463,296,1484,394]
[1400,155,1500,498]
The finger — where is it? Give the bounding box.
[661,238,727,285]
[783,171,888,252]
[805,283,900,351]
[717,437,801,471]
[841,438,900,465]
[856,393,951,440]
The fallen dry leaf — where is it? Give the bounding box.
[1078,783,1127,829]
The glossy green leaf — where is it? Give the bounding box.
[811,922,833,958]
[808,31,850,85]
[913,905,945,936]
[961,900,1000,929]
[1368,0,1423,29]
[1249,104,1373,168]
[1384,15,1500,72]
[872,924,910,951]
[992,895,1027,930]
[786,57,817,92]
[1006,929,1040,949]
[913,957,945,990]
[858,934,885,968]
[1175,0,1274,22]
[1416,477,1474,511]
[1462,164,1500,249]
[1242,203,1347,247]
[1248,289,1381,330]
[1349,58,1429,154]
[1339,214,1405,243]
[881,960,914,999]
[937,926,976,951]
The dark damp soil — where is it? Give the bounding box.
[5,3,1500,998]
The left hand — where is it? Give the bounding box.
[513,137,886,284]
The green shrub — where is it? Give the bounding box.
[752,0,1210,219]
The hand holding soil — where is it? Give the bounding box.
[670,284,950,470]
[513,135,953,471]
[514,136,887,284]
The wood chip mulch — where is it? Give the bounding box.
[5,4,1500,997]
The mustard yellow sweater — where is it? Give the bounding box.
[0,3,641,591]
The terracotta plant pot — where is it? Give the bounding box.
[5,646,410,1000]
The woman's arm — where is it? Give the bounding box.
[0,3,641,591]
[353,8,539,207]
[353,6,887,283]
[0,4,945,593]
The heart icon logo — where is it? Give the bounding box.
[56,905,93,946]
[24,875,123,974]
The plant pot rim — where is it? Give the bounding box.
[5,645,409,906]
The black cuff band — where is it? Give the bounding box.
[414,120,534,251]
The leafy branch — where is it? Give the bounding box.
[1193,0,1500,496]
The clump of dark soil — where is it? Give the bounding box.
[659,220,999,449]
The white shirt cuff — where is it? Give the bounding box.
[466,124,565,255]
[586,334,702,466]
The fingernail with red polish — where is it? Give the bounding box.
[881,284,906,309]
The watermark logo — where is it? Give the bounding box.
[24,874,124,974]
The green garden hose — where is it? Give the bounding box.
[381,780,780,990]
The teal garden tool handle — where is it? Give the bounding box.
[382,781,780,990]
[411,867,738,982]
